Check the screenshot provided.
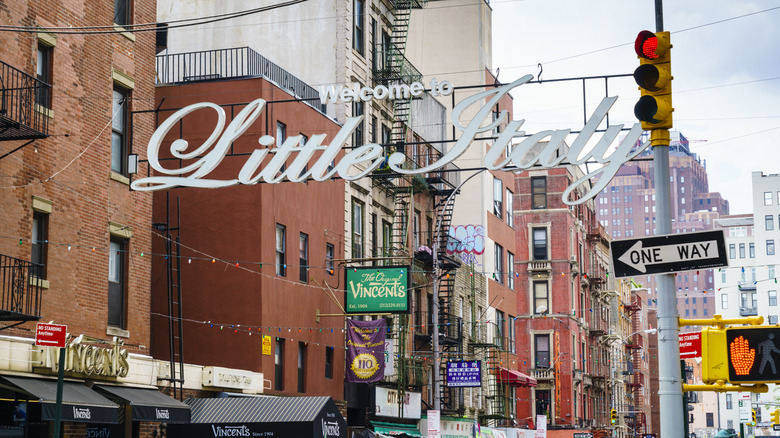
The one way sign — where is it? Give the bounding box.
[610,230,728,278]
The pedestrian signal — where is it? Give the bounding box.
[610,408,617,424]
[770,409,779,425]
[725,327,780,383]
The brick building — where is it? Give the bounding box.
[0,0,192,437]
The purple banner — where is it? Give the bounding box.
[346,319,386,383]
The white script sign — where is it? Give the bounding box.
[132,75,649,205]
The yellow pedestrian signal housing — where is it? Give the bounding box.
[752,409,757,426]
[633,30,673,132]
[610,408,617,424]
[771,409,779,425]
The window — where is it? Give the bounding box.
[36,42,53,108]
[325,346,334,379]
[274,338,284,390]
[31,212,49,279]
[532,227,548,260]
[766,192,773,206]
[326,243,334,275]
[506,189,514,227]
[370,115,378,143]
[769,240,776,256]
[750,243,755,258]
[276,224,286,276]
[508,316,515,353]
[108,237,127,328]
[507,252,515,290]
[111,87,129,175]
[494,244,504,284]
[725,394,733,410]
[721,294,728,309]
[352,100,364,146]
[381,123,392,146]
[533,281,549,314]
[770,315,779,325]
[353,0,364,55]
[352,199,364,258]
[495,310,505,348]
[768,215,775,231]
[298,342,307,393]
[381,220,391,260]
[531,177,546,209]
[706,412,714,428]
[770,265,776,280]
[299,233,309,283]
[739,243,745,258]
[114,0,130,27]
[770,290,778,306]
[729,244,736,259]
[534,334,550,368]
[493,178,503,218]
[276,122,286,171]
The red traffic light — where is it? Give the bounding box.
[635,30,667,60]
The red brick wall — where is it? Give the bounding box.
[0,0,157,353]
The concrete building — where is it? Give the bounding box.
[714,171,780,436]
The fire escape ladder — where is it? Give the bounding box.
[155,193,185,400]
[481,345,505,424]
[391,187,412,256]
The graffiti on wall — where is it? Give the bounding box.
[447,225,485,257]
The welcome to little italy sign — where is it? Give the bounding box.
[132,75,649,205]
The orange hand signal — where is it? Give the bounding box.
[730,335,756,375]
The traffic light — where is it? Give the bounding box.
[770,409,779,425]
[725,326,780,383]
[751,409,757,426]
[610,408,618,424]
[633,30,673,135]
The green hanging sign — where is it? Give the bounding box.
[345,266,410,314]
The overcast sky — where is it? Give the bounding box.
[490,0,780,214]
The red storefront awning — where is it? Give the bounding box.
[497,367,538,387]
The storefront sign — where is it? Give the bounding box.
[346,319,386,383]
[374,387,421,419]
[446,361,481,387]
[428,410,440,437]
[346,266,409,313]
[132,75,648,206]
[38,335,129,378]
[202,367,259,391]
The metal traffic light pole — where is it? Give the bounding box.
[651,0,685,437]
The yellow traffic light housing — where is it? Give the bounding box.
[752,409,757,426]
[610,408,618,424]
[770,409,779,425]
[633,30,673,136]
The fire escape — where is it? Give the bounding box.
[586,223,611,429]
[0,59,51,330]
[623,296,647,436]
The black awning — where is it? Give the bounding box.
[0,376,118,424]
[95,385,191,423]
[167,395,347,438]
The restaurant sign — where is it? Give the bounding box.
[131,75,649,206]
[346,266,409,313]
[37,335,129,378]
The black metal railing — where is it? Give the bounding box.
[0,254,42,321]
[0,60,51,141]
[372,43,423,85]
[155,47,322,112]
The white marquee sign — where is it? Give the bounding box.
[132,75,649,205]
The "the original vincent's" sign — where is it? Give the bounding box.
[132,75,649,205]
